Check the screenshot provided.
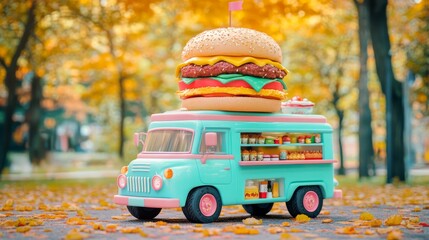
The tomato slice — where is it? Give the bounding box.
[178,78,283,91]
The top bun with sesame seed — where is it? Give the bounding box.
[181,27,283,62]
[176,27,289,112]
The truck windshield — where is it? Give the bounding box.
[143,129,193,153]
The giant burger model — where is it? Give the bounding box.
[176,27,288,112]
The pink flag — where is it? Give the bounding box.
[229,1,243,11]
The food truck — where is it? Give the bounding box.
[114,110,342,223]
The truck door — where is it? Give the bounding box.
[197,129,232,184]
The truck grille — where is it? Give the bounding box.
[131,163,150,172]
[127,176,151,193]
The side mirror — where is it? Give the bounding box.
[133,133,140,147]
[205,132,218,148]
[133,132,146,150]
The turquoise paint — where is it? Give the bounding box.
[116,110,340,210]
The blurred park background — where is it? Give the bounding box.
[0,0,428,182]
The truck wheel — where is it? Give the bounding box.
[286,186,323,218]
[182,187,222,223]
[127,206,161,220]
[242,203,274,217]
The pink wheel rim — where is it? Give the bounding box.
[199,193,217,217]
[303,191,319,212]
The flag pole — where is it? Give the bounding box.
[228,1,243,27]
[229,10,232,27]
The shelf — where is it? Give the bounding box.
[241,144,280,147]
[239,160,335,166]
[241,143,323,147]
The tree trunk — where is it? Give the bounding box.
[332,81,346,175]
[0,1,37,175]
[355,0,375,179]
[368,0,405,182]
[119,74,126,159]
[26,73,45,165]
[336,107,346,175]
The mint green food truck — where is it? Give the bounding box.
[114,110,342,223]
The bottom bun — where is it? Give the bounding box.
[181,97,281,112]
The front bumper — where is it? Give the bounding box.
[114,195,180,208]
[333,189,343,199]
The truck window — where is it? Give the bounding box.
[144,129,193,152]
[200,132,226,154]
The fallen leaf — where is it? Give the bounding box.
[16,226,31,233]
[336,226,358,235]
[359,212,375,221]
[242,217,262,225]
[120,227,142,233]
[282,221,290,227]
[322,218,333,223]
[386,229,403,240]
[385,215,403,226]
[268,226,285,234]
[233,227,259,235]
[66,217,86,225]
[295,214,310,223]
[111,215,127,220]
[105,224,118,233]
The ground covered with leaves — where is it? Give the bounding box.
[0,176,428,239]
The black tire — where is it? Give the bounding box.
[242,203,274,217]
[286,186,323,218]
[182,187,222,223]
[127,206,161,220]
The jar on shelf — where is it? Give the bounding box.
[245,180,259,199]
[263,154,271,161]
[298,136,305,144]
[271,154,279,161]
[265,136,275,144]
[315,134,321,143]
[280,150,287,160]
[305,136,312,144]
[250,150,257,161]
[258,136,265,144]
[257,152,264,161]
[241,134,249,144]
[241,150,250,161]
[282,135,291,144]
[249,135,257,144]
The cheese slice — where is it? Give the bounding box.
[176,56,289,78]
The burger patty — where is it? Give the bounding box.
[181,61,286,79]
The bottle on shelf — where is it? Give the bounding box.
[259,180,268,198]
[267,180,273,198]
[272,180,279,198]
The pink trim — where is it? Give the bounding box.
[333,189,342,199]
[114,195,129,205]
[113,195,180,208]
[239,160,335,166]
[151,112,326,123]
[144,198,180,208]
[137,153,234,159]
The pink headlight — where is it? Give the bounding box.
[117,174,127,189]
[152,175,163,191]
